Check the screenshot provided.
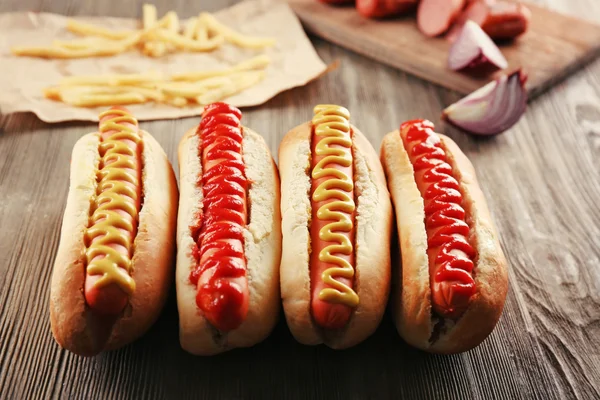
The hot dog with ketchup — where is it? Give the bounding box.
[279,104,392,348]
[176,102,281,355]
[50,106,178,356]
[380,120,508,353]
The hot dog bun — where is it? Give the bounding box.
[50,128,178,357]
[176,125,281,356]
[380,129,508,354]
[279,121,392,349]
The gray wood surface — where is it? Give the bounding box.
[1,0,599,399]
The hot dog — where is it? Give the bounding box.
[279,104,392,348]
[481,2,530,40]
[448,0,531,41]
[356,0,417,18]
[50,106,178,357]
[417,0,466,37]
[380,120,508,353]
[83,110,141,316]
[176,102,281,355]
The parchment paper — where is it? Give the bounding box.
[0,0,326,123]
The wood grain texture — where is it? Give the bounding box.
[0,0,599,399]
[288,0,600,99]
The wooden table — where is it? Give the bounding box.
[1,0,599,399]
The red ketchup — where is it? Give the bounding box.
[401,120,476,319]
[190,102,250,332]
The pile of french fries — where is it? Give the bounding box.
[43,55,270,107]
[12,4,277,108]
[11,4,275,59]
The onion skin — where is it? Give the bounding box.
[448,20,508,71]
[442,70,528,136]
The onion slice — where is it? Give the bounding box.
[442,70,528,135]
[448,20,508,71]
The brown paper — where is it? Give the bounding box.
[0,0,326,123]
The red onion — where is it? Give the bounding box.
[442,70,528,135]
[448,20,508,71]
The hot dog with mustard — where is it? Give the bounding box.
[380,119,508,353]
[50,106,178,356]
[279,104,392,348]
[176,102,281,355]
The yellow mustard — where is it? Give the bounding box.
[83,109,141,295]
[311,104,359,308]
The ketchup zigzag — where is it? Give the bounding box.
[190,102,249,332]
[401,120,476,319]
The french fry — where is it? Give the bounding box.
[195,18,209,42]
[11,45,124,58]
[48,85,146,104]
[144,5,178,57]
[163,11,179,54]
[195,82,237,105]
[199,13,275,49]
[153,29,224,51]
[59,71,163,86]
[164,11,180,32]
[41,8,273,109]
[183,17,198,38]
[59,85,164,101]
[145,41,169,58]
[16,30,142,58]
[157,76,232,97]
[235,54,272,70]
[63,92,147,107]
[52,37,114,49]
[143,4,159,57]
[230,70,266,92]
[45,82,165,103]
[171,55,271,81]
[45,63,268,107]
[66,20,134,40]
[107,86,165,101]
[164,96,188,107]
[196,70,265,104]
[119,31,145,48]
[13,4,277,59]
[143,4,157,29]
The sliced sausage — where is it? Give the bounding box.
[418,0,467,37]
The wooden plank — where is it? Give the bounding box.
[0,0,599,399]
[288,0,600,99]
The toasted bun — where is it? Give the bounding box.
[49,130,178,357]
[176,126,282,356]
[279,122,392,349]
[380,129,508,354]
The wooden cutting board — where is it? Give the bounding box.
[288,0,600,98]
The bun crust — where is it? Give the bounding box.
[380,130,508,354]
[49,130,178,357]
[176,126,282,355]
[279,122,392,349]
